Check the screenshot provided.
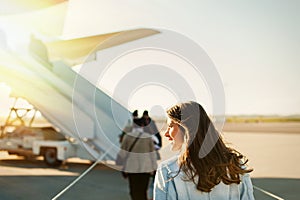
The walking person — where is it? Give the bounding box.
[154,101,255,200]
[141,110,162,200]
[121,118,157,200]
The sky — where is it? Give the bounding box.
[62,0,300,115]
[0,0,299,116]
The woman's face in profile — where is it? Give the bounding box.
[165,118,184,151]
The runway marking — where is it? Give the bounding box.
[253,185,284,200]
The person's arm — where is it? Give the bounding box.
[239,173,255,200]
[149,137,157,170]
[150,120,162,148]
[155,132,162,148]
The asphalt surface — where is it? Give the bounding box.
[0,156,299,200]
[0,157,130,200]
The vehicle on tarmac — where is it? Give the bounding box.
[0,98,94,167]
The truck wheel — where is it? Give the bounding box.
[43,148,62,167]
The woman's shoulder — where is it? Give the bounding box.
[160,155,178,165]
[158,155,179,174]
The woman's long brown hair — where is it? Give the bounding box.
[167,101,253,192]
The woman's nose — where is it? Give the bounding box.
[164,129,170,137]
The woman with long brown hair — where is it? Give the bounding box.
[154,101,254,199]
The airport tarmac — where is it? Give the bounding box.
[0,156,130,200]
[1,128,300,200]
[0,154,299,200]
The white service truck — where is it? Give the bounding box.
[0,98,95,167]
[0,124,96,167]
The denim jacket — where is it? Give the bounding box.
[154,156,255,200]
